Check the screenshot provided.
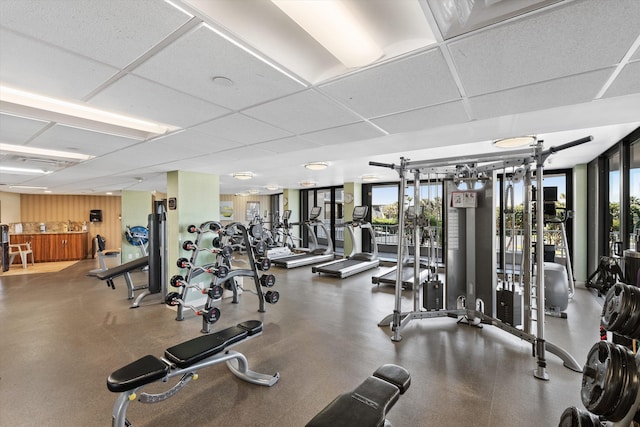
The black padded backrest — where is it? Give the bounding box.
[164,326,249,369]
[97,235,106,252]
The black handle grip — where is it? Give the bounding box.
[369,161,395,169]
[546,136,593,155]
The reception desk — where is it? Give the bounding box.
[9,232,88,263]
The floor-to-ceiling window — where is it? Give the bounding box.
[302,186,343,252]
[368,181,443,260]
[608,152,621,256]
[629,141,640,251]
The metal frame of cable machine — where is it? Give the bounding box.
[372,136,592,380]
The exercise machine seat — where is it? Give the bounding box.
[306,364,410,427]
[107,355,169,393]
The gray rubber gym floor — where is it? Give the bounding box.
[0,259,602,426]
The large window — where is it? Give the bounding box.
[302,186,343,251]
[629,141,640,250]
[369,181,443,259]
[608,152,621,256]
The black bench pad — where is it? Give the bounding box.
[165,321,263,369]
[373,364,411,394]
[306,364,410,427]
[97,256,149,280]
[306,377,399,427]
[107,355,168,393]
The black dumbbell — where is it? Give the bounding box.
[265,290,279,304]
[182,240,196,251]
[260,274,276,287]
[186,224,199,234]
[253,241,268,256]
[170,274,185,287]
[216,265,229,279]
[256,257,271,271]
[208,285,224,300]
[249,223,263,239]
[165,292,181,306]
[176,258,191,269]
[201,307,221,324]
[219,245,233,258]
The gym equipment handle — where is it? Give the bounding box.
[544,136,593,155]
[369,161,396,169]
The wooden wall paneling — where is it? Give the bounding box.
[20,195,122,258]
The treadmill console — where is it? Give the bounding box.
[309,206,321,220]
[352,206,368,222]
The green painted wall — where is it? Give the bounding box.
[166,171,219,304]
[284,189,300,241]
[121,191,152,263]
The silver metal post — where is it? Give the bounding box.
[392,158,408,342]
[534,144,549,380]
[523,165,532,335]
[413,170,421,312]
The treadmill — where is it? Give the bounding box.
[312,206,379,279]
[271,207,335,269]
[372,260,431,289]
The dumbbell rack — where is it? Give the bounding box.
[560,283,640,426]
[172,221,279,334]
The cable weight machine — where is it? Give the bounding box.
[371,136,592,380]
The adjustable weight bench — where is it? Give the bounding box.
[306,364,411,427]
[97,256,149,300]
[107,320,279,427]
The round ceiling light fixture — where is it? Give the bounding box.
[304,162,328,171]
[265,184,280,191]
[361,174,378,182]
[492,135,536,148]
[232,172,253,180]
[299,180,317,188]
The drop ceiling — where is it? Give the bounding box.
[0,0,639,196]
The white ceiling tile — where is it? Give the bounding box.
[28,124,134,156]
[468,69,614,120]
[133,25,304,110]
[449,0,640,96]
[193,114,291,144]
[302,122,385,146]
[243,90,361,134]
[0,113,49,144]
[147,129,239,158]
[252,136,321,154]
[0,29,118,99]
[603,61,640,99]
[320,49,460,118]
[89,74,230,128]
[0,0,191,68]
[372,101,469,134]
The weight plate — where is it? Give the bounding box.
[176,258,190,268]
[602,284,627,332]
[182,240,194,251]
[558,406,601,427]
[581,341,620,415]
[608,346,640,422]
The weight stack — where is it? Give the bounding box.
[422,281,443,311]
[496,289,522,327]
